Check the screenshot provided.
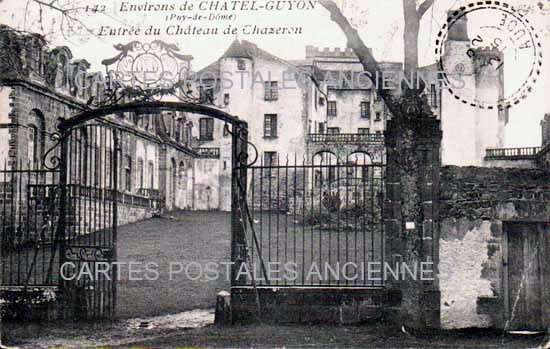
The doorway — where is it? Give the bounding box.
[504,221,550,331]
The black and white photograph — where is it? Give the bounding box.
[0,0,549,347]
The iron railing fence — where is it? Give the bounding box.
[0,161,61,286]
[239,155,385,288]
[308,133,384,144]
[485,147,541,160]
[63,123,118,319]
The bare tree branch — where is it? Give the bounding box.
[417,0,435,18]
[317,0,399,115]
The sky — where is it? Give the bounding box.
[0,0,548,146]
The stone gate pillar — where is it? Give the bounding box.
[384,116,442,329]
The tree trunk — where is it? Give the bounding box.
[403,0,422,93]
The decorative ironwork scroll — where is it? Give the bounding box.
[65,247,112,262]
[42,132,63,170]
[224,123,259,167]
[94,40,213,107]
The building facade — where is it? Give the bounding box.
[197,13,508,173]
[0,25,225,219]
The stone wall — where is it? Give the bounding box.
[439,166,550,329]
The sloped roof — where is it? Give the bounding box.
[222,39,255,59]
[197,39,305,78]
[197,60,219,77]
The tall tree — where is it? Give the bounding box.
[318,0,435,117]
[320,1,440,330]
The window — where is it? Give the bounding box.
[28,125,37,168]
[199,118,214,141]
[264,114,278,138]
[358,128,370,134]
[28,110,44,169]
[319,97,325,106]
[327,127,340,135]
[125,155,132,192]
[318,122,325,134]
[199,87,214,103]
[264,81,278,101]
[148,161,154,189]
[341,71,352,88]
[375,112,381,121]
[138,158,144,189]
[327,101,337,117]
[237,59,246,71]
[360,102,370,119]
[264,151,278,166]
[430,83,438,107]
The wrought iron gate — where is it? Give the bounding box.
[57,123,119,319]
[0,162,61,287]
[232,152,385,288]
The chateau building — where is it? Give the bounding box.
[196,13,508,172]
[0,15,523,215]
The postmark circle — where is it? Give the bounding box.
[435,1,543,110]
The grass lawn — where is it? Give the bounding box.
[116,210,232,319]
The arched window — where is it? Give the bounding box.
[137,158,144,190]
[69,128,88,183]
[313,151,338,185]
[28,109,45,169]
[27,124,37,168]
[170,158,177,206]
[148,161,155,189]
[347,152,372,183]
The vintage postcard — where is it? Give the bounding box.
[0,0,549,348]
